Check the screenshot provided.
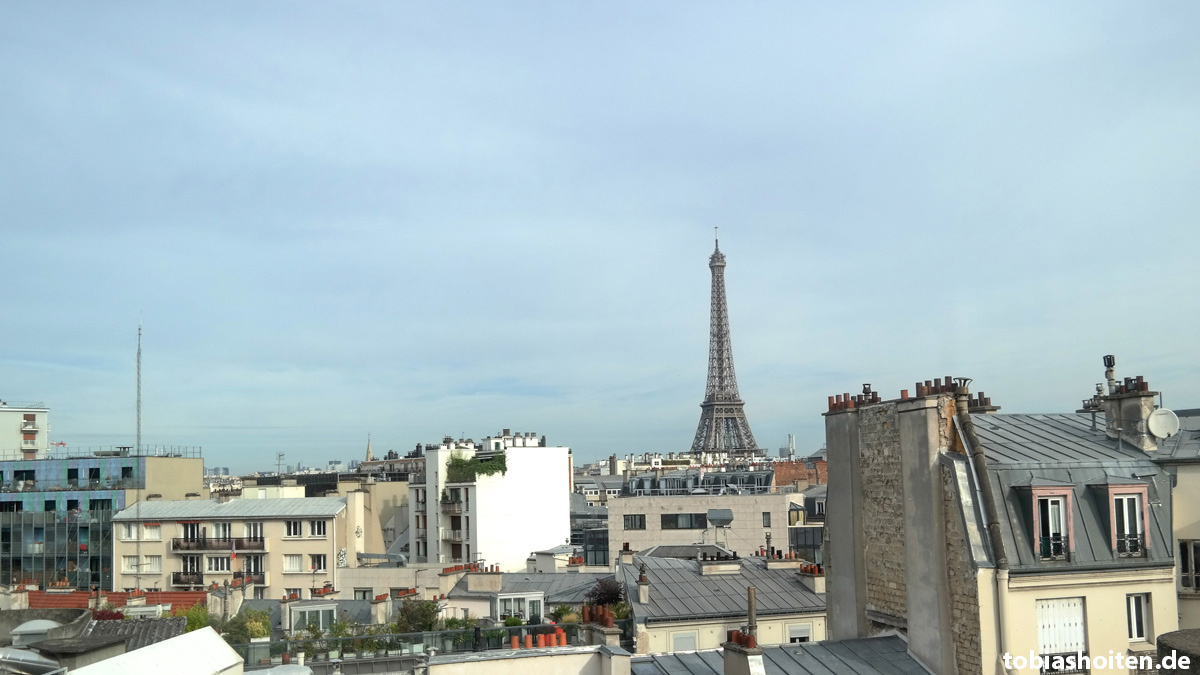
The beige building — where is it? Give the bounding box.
[0,400,50,460]
[826,369,1179,675]
[605,491,803,564]
[112,494,382,599]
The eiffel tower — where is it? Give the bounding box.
[690,234,760,456]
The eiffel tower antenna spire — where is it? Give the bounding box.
[691,235,759,457]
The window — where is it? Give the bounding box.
[310,554,327,571]
[44,500,56,512]
[213,522,232,540]
[661,513,707,530]
[1114,494,1144,556]
[788,624,812,643]
[88,468,100,481]
[245,522,264,541]
[762,512,772,528]
[253,587,266,600]
[623,514,646,530]
[815,501,826,516]
[1181,541,1200,590]
[1037,497,1068,560]
[208,556,231,572]
[121,523,138,540]
[145,555,162,574]
[529,599,542,622]
[1036,597,1087,665]
[285,521,302,537]
[284,554,303,572]
[285,588,302,600]
[143,524,161,541]
[89,499,112,511]
[1127,594,1149,641]
[671,631,698,651]
[309,520,327,537]
[182,555,201,574]
[121,466,134,479]
[354,588,371,600]
[295,608,335,630]
[122,555,139,573]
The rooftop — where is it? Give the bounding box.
[27,590,207,612]
[630,635,927,675]
[113,496,346,521]
[82,617,187,651]
[620,555,824,623]
[449,573,613,604]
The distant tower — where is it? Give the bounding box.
[690,235,760,456]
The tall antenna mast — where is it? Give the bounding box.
[276,452,285,474]
[134,325,143,591]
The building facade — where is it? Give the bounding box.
[111,494,378,600]
[0,401,50,460]
[408,430,571,572]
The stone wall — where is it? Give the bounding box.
[858,403,907,624]
[942,464,982,675]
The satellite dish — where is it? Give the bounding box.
[1148,409,1181,439]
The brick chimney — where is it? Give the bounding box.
[1100,355,1159,453]
[723,587,765,675]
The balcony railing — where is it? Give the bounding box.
[234,571,266,585]
[172,572,204,586]
[414,501,427,513]
[171,537,267,552]
[21,422,38,432]
[444,529,465,542]
[0,478,144,493]
[1117,534,1146,557]
[440,501,465,514]
[415,528,427,539]
[1039,535,1069,560]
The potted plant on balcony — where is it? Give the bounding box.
[366,624,386,657]
[327,616,351,660]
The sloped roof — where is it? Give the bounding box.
[449,573,612,604]
[630,635,927,675]
[83,617,187,651]
[72,626,241,675]
[970,413,1146,464]
[113,497,346,521]
[570,492,608,516]
[620,555,824,623]
[639,544,733,560]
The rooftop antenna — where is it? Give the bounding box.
[276,452,285,474]
[135,323,142,592]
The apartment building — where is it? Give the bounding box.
[0,401,50,460]
[605,472,803,564]
[111,493,378,600]
[408,429,570,571]
[826,368,1179,675]
[0,446,203,591]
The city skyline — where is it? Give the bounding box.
[2,3,1198,473]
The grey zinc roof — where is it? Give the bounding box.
[631,635,928,675]
[83,617,187,651]
[570,492,608,517]
[968,414,1174,574]
[970,413,1147,465]
[113,497,347,521]
[640,544,734,560]
[448,573,613,604]
[620,555,824,623]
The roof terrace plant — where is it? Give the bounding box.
[446,451,507,483]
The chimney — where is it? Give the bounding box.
[636,564,650,604]
[370,594,393,625]
[1099,355,1160,453]
[619,543,634,567]
[723,587,765,675]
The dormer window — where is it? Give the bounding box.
[1038,497,1068,560]
[1114,493,1145,557]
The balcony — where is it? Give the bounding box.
[21,421,39,432]
[1117,534,1146,557]
[440,501,465,514]
[234,571,266,585]
[444,529,465,542]
[415,528,427,539]
[0,478,145,493]
[172,572,204,586]
[1039,651,1088,675]
[171,537,267,552]
[1039,535,1069,561]
[414,501,427,513]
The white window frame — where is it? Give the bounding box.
[1115,494,1144,553]
[145,555,162,574]
[283,554,303,573]
[285,521,302,538]
[142,524,161,541]
[122,555,139,573]
[310,520,327,538]
[121,523,138,540]
[1036,597,1087,657]
[670,630,698,651]
[213,522,232,540]
[787,623,812,643]
[207,556,231,573]
[1127,594,1149,641]
[1038,496,1068,559]
[310,554,327,572]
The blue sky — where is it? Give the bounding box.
[2,3,1197,472]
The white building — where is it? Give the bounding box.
[0,400,50,460]
[409,429,570,572]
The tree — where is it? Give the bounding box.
[584,577,623,606]
[391,598,440,633]
[173,603,212,633]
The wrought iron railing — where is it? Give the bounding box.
[172,571,204,586]
[1039,651,1088,675]
[1039,535,1069,560]
[171,537,266,552]
[1117,534,1146,557]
